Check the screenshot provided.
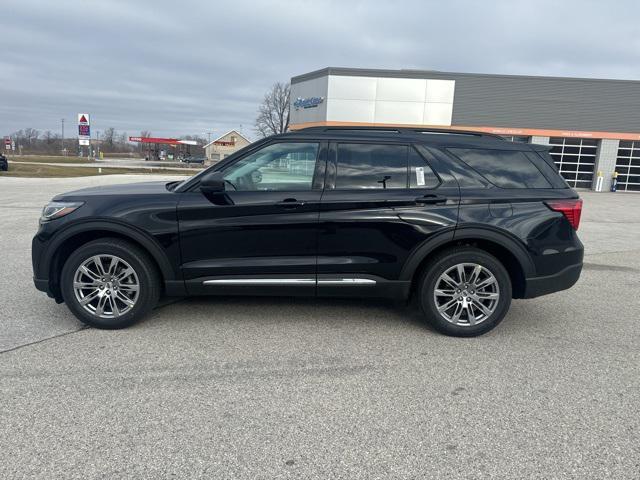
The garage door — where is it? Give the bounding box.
[548,137,597,188]
[615,141,640,192]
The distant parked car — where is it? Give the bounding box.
[181,156,206,164]
[0,153,8,171]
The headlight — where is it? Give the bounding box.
[40,201,84,222]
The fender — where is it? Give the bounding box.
[399,225,536,281]
[41,219,178,283]
[453,226,536,277]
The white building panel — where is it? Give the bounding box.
[290,73,456,127]
[374,101,425,124]
[376,78,427,102]
[424,102,454,125]
[426,79,456,103]
[328,75,377,100]
[327,99,376,123]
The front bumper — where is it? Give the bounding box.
[32,230,61,300]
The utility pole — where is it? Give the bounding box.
[61,118,65,156]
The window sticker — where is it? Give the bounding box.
[415,166,425,186]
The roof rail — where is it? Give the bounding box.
[295,125,506,140]
[411,128,507,140]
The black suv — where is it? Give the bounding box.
[32,127,584,336]
[0,153,8,171]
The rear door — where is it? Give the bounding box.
[317,141,459,297]
[178,141,326,295]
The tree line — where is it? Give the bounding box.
[4,128,207,156]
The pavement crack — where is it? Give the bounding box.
[0,326,89,355]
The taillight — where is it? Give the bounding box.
[545,199,583,230]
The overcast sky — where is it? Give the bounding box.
[3,0,639,139]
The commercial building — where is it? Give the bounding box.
[204,130,251,165]
[290,67,640,191]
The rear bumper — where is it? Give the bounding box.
[522,262,582,299]
[33,276,62,302]
[34,277,50,293]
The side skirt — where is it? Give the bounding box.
[184,274,410,299]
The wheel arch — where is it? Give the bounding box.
[401,228,533,299]
[44,221,177,300]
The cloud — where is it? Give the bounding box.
[2,0,639,139]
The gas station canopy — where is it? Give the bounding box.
[128,136,197,146]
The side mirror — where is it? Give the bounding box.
[200,171,225,193]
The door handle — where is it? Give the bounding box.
[276,198,305,209]
[415,194,447,205]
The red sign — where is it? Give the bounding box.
[129,136,179,145]
[79,115,88,124]
[4,137,10,145]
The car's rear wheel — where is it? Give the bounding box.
[60,238,160,329]
[418,247,512,337]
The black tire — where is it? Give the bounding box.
[60,238,161,329]
[417,247,512,337]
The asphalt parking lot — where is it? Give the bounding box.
[1,176,638,479]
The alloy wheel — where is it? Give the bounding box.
[433,263,500,326]
[73,254,140,319]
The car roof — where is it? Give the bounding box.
[274,127,547,151]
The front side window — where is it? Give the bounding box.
[223,142,319,191]
[336,144,408,189]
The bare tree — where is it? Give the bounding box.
[102,127,116,149]
[255,82,290,137]
[24,128,39,145]
[140,130,152,139]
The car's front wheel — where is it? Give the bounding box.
[60,238,161,329]
[418,247,512,337]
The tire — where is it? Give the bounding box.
[60,238,161,329]
[417,247,512,337]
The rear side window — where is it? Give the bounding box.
[525,151,569,189]
[336,144,407,189]
[335,144,439,190]
[408,147,440,189]
[448,148,552,189]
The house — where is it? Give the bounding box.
[203,130,251,165]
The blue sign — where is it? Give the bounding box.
[294,96,324,110]
[78,125,90,137]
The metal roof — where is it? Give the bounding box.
[291,67,640,86]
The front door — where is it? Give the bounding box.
[178,141,326,295]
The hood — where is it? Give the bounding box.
[53,181,173,200]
